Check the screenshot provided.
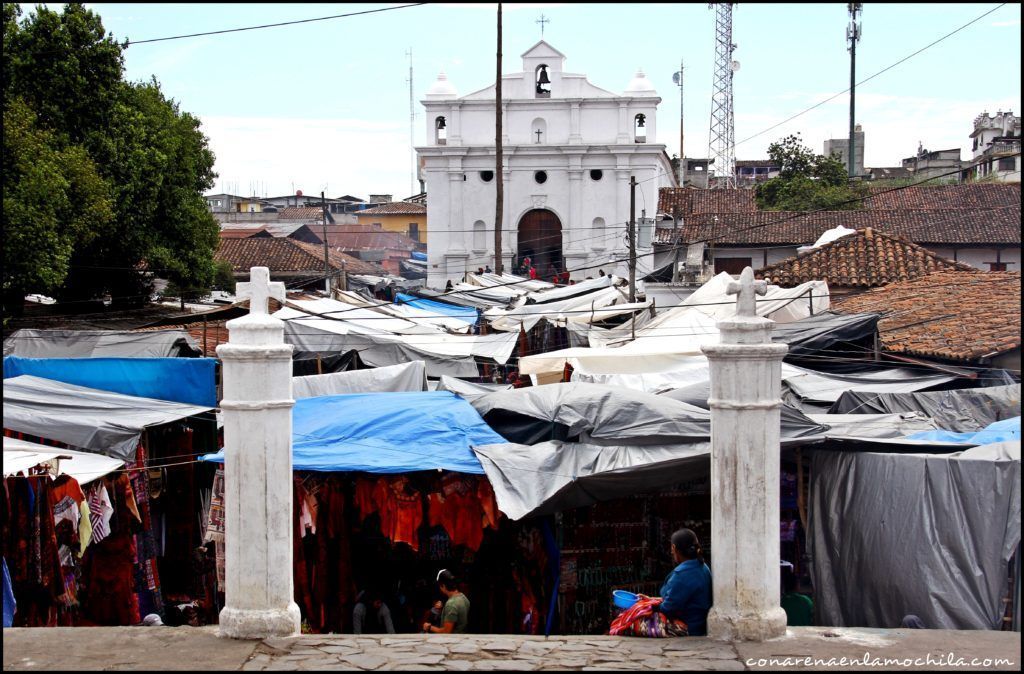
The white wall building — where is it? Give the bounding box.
[968,110,1021,183]
[416,41,677,289]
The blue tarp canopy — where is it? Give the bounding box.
[904,416,1021,445]
[410,251,427,261]
[202,391,504,474]
[395,293,478,325]
[3,356,217,408]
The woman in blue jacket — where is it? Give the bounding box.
[652,529,713,635]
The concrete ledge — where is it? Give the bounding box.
[3,627,1019,671]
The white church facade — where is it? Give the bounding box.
[416,41,677,289]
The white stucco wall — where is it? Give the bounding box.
[417,41,674,288]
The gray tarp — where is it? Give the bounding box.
[769,311,879,358]
[2,375,214,461]
[808,442,1021,629]
[829,384,1022,431]
[292,361,427,399]
[473,440,712,520]
[3,328,201,358]
[435,376,513,400]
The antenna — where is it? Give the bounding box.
[407,47,415,197]
[707,3,737,188]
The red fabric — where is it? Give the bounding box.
[80,532,139,626]
[609,597,661,635]
[477,480,500,530]
[382,478,422,551]
[353,477,379,521]
[528,267,538,280]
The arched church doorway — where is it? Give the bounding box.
[517,209,563,278]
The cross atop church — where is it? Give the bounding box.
[237,266,285,315]
[726,267,767,318]
[536,14,549,38]
[535,128,543,143]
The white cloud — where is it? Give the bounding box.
[200,115,415,199]
[992,19,1021,27]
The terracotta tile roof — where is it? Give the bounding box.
[864,183,1021,210]
[215,238,381,276]
[653,207,1021,246]
[658,188,756,215]
[355,202,427,217]
[755,228,978,288]
[321,226,419,253]
[276,207,325,221]
[833,270,1021,362]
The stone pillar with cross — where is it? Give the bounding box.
[217,267,301,639]
[701,266,788,641]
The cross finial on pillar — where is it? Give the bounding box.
[537,13,549,38]
[236,267,285,315]
[726,267,767,318]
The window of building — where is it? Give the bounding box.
[534,171,548,184]
[480,170,494,182]
[714,257,753,275]
[998,157,1016,171]
[408,223,419,241]
[634,114,647,143]
[592,217,606,248]
[472,220,486,250]
[590,169,603,181]
[435,116,447,145]
[535,64,551,98]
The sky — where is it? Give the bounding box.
[35,2,1024,199]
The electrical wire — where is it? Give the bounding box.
[124,4,429,46]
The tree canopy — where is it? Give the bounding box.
[754,134,866,211]
[3,3,219,311]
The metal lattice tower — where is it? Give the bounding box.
[707,3,737,188]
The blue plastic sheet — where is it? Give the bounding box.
[395,293,478,325]
[3,557,15,628]
[3,356,217,408]
[202,391,504,474]
[411,251,427,261]
[904,416,1021,445]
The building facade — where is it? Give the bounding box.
[416,41,676,288]
[823,124,865,177]
[966,110,1021,183]
[901,144,962,182]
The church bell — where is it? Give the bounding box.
[436,117,446,129]
[537,66,551,85]
[636,115,646,128]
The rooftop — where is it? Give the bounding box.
[276,206,327,221]
[833,270,1021,362]
[355,201,427,217]
[214,237,381,276]
[756,228,977,289]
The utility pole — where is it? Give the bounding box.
[494,2,504,274]
[628,176,637,302]
[671,206,682,284]
[847,3,862,179]
[321,191,331,295]
[708,3,737,188]
[673,60,685,187]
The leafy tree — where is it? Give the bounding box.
[3,3,218,309]
[755,134,866,211]
[213,260,237,293]
[2,98,113,308]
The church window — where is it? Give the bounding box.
[535,64,551,98]
[473,220,487,250]
[435,116,447,145]
[634,114,647,143]
[534,171,548,184]
[480,171,494,182]
[590,169,603,181]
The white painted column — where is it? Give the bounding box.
[569,100,582,144]
[701,267,788,642]
[567,165,582,252]
[218,267,301,639]
[616,102,630,143]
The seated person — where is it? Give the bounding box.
[352,589,395,634]
[780,567,814,626]
[651,529,713,636]
[612,529,712,637]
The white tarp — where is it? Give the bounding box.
[485,286,640,333]
[277,299,518,377]
[292,361,427,399]
[678,271,829,323]
[332,291,472,334]
[466,272,554,294]
[3,436,124,485]
[797,225,857,253]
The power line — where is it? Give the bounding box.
[124,4,429,46]
[735,3,1009,147]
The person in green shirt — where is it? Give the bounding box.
[780,568,814,626]
[423,569,470,634]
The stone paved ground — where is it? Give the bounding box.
[3,626,1020,670]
